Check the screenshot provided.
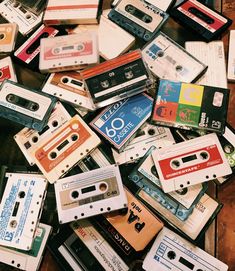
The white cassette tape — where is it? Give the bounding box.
[227,30,235,82]
[153,133,232,193]
[0,172,47,250]
[39,32,99,73]
[142,32,207,83]
[185,41,227,88]
[112,123,175,165]
[143,227,228,271]
[0,56,17,85]
[0,223,51,271]
[31,114,101,183]
[14,102,71,166]
[42,71,96,111]
[0,0,43,36]
[0,23,18,53]
[54,164,128,224]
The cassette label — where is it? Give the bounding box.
[14,102,71,166]
[227,30,235,81]
[0,57,17,85]
[54,164,127,223]
[90,93,153,151]
[14,25,59,64]
[81,50,152,108]
[33,114,101,183]
[0,23,18,53]
[153,133,232,192]
[143,227,228,271]
[0,173,47,250]
[142,32,207,83]
[151,79,230,133]
[0,80,57,131]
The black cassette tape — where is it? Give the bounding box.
[170,0,232,41]
[0,80,57,131]
[108,0,169,41]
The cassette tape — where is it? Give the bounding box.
[43,0,102,25]
[142,32,207,83]
[227,30,235,82]
[93,188,163,257]
[143,227,228,271]
[48,220,129,271]
[108,0,169,41]
[90,93,153,152]
[0,56,17,85]
[0,23,18,53]
[152,133,232,193]
[170,0,232,41]
[14,24,61,69]
[54,164,128,224]
[151,79,230,134]
[112,123,175,165]
[185,41,227,88]
[42,71,96,111]
[39,32,99,73]
[14,101,71,166]
[31,114,101,183]
[81,50,153,108]
[0,223,51,271]
[0,171,47,250]
[0,0,43,36]
[128,147,207,221]
[0,80,57,131]
[16,0,46,16]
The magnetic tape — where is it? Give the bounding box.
[0,80,57,132]
[170,0,232,41]
[0,57,17,85]
[142,32,208,83]
[81,49,153,108]
[31,114,101,183]
[0,23,18,53]
[143,227,228,271]
[0,0,43,36]
[152,133,232,193]
[39,31,99,73]
[108,0,169,41]
[227,30,235,82]
[54,164,128,224]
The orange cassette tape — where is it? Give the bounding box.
[0,23,18,53]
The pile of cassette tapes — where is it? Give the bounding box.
[0,0,234,270]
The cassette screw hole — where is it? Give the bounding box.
[157,51,164,57]
[62,77,69,84]
[213,174,217,178]
[18,191,25,198]
[200,152,208,160]
[107,207,111,211]
[180,184,184,188]
[36,201,39,205]
[11,260,14,264]
[187,181,190,185]
[80,153,83,156]
[31,228,33,232]
[71,191,79,199]
[31,210,34,214]
[66,164,69,168]
[148,128,155,135]
[99,183,107,191]
[171,160,180,169]
[86,149,89,153]
[32,136,38,143]
[74,216,78,220]
[32,221,34,224]
[17,264,21,268]
[26,14,31,20]
[167,250,176,260]
[176,65,183,72]
[81,213,84,216]
[50,152,57,159]
[52,121,58,127]
[206,175,209,179]
[100,208,104,211]
[90,205,93,208]
[10,220,17,228]
[71,134,78,141]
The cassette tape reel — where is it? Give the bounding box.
[143,227,228,271]
[32,114,101,183]
[0,0,43,36]
[0,23,18,53]
[142,32,207,83]
[0,172,47,250]
[54,164,128,223]
[14,102,71,166]
[0,57,17,85]
[108,0,169,41]
[153,133,232,193]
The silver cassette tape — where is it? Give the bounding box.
[0,23,18,53]
[0,56,17,85]
[0,80,57,132]
[54,164,128,224]
[39,32,99,73]
[227,30,235,82]
[0,223,51,271]
[31,114,101,183]
[42,71,96,111]
[153,133,232,193]
[0,172,47,250]
[142,32,207,83]
[0,0,43,36]
[185,41,227,88]
[14,101,71,166]
[108,0,169,41]
[143,227,228,271]
[112,123,175,165]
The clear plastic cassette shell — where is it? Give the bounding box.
[0,23,18,53]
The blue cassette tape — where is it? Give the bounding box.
[90,93,153,152]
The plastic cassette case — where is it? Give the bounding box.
[0,23,18,53]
